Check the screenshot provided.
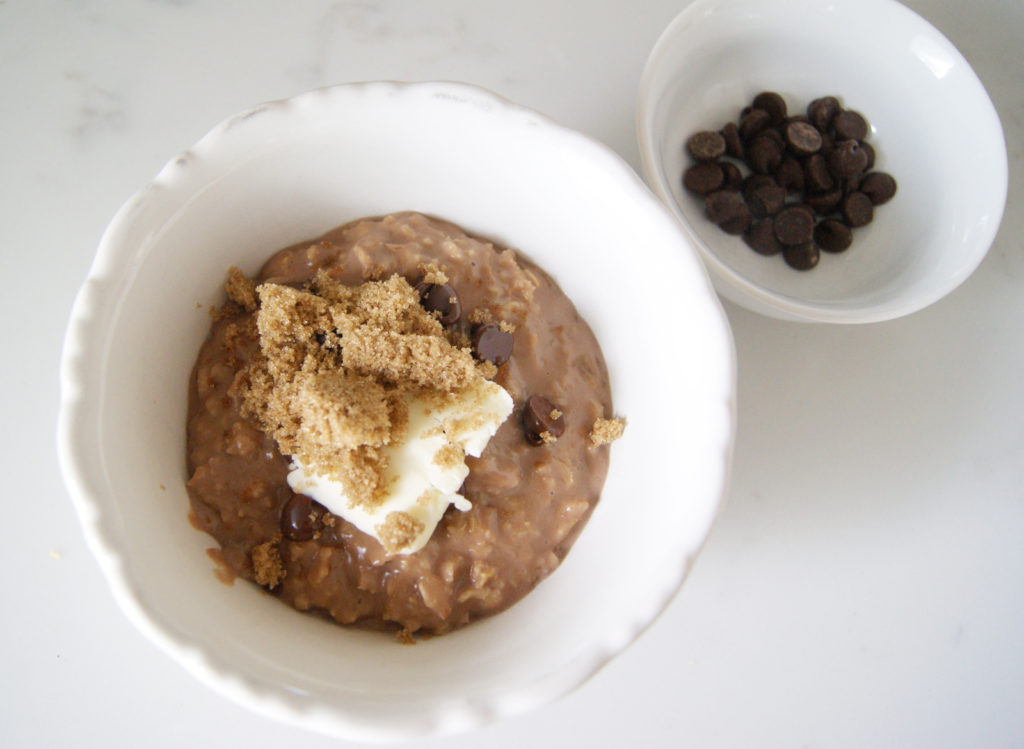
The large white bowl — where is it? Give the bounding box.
[637,0,1007,323]
[57,82,735,741]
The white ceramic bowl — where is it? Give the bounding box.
[58,82,735,741]
[637,0,1007,323]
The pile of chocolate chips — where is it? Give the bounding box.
[682,92,897,270]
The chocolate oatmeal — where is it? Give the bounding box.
[186,212,622,635]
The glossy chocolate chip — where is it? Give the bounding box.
[687,130,727,161]
[470,322,514,366]
[280,494,325,542]
[814,219,854,252]
[774,205,816,245]
[752,91,788,125]
[833,110,869,140]
[743,219,783,256]
[784,120,823,156]
[683,162,724,195]
[841,192,874,227]
[859,172,898,205]
[522,395,565,446]
[783,242,820,270]
[417,281,461,325]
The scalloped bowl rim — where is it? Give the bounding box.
[57,81,735,741]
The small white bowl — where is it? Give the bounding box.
[637,0,1008,323]
[58,82,735,741]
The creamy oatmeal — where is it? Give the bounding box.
[186,212,622,635]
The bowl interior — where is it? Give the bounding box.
[61,83,734,740]
[638,0,1007,322]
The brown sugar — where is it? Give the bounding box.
[237,267,490,511]
[589,417,626,447]
[225,266,258,311]
[376,511,425,555]
[251,539,285,589]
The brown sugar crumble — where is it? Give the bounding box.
[237,269,496,512]
[225,265,258,311]
[376,511,426,555]
[589,417,626,447]
[251,539,285,589]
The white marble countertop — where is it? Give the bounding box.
[3,1,1022,746]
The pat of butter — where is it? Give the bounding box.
[286,379,513,554]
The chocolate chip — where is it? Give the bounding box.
[774,205,815,245]
[720,161,744,191]
[833,110,869,140]
[859,172,898,205]
[861,140,876,170]
[417,282,461,325]
[738,108,771,140]
[280,494,325,542]
[720,122,744,158]
[819,130,835,155]
[705,190,746,224]
[522,395,565,446]
[747,184,786,218]
[807,96,840,132]
[706,191,752,235]
[790,203,817,221]
[747,134,783,175]
[743,219,783,256]
[682,92,894,271]
[828,140,869,179]
[687,131,727,161]
[783,242,820,270]
[841,191,874,227]
[813,219,853,252]
[804,153,835,193]
[774,157,805,193]
[805,186,843,216]
[742,174,777,203]
[752,91,788,125]
[683,162,724,195]
[471,322,514,366]
[784,120,823,156]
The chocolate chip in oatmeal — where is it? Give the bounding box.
[471,322,514,366]
[417,281,462,325]
[280,494,326,542]
[522,395,566,446]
